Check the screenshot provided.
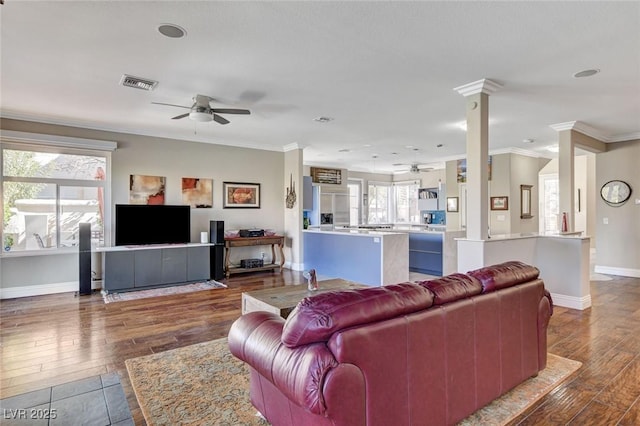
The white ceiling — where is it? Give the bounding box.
[1,1,639,174]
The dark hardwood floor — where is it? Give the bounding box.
[1,271,639,425]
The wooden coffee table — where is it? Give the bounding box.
[241,278,366,319]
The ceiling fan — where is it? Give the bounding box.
[393,163,434,175]
[152,94,250,124]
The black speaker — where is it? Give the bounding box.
[209,220,225,244]
[210,245,225,280]
[78,223,92,295]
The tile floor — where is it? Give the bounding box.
[0,373,133,426]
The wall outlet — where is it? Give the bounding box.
[603,217,609,225]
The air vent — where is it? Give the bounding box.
[120,74,158,91]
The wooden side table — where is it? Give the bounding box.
[224,235,285,278]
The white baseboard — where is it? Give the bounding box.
[550,292,592,311]
[594,265,640,278]
[285,261,305,271]
[0,280,103,299]
[1,281,78,299]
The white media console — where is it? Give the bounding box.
[100,243,213,293]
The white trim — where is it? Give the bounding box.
[0,112,286,153]
[608,132,640,143]
[453,79,503,96]
[287,261,305,271]
[550,292,592,311]
[548,120,632,143]
[283,143,307,152]
[1,130,117,151]
[594,265,640,278]
[1,281,78,299]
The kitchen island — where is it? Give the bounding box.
[303,229,408,286]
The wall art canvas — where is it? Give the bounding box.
[456,156,492,183]
[182,177,213,208]
[129,175,165,205]
[223,182,260,208]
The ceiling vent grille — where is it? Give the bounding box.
[120,74,158,91]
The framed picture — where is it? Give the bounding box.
[446,197,459,212]
[520,184,533,218]
[490,196,508,210]
[223,182,260,208]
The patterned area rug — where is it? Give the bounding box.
[102,280,226,303]
[126,338,581,426]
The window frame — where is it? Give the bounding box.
[392,179,421,224]
[1,133,115,254]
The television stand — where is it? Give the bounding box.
[100,243,213,293]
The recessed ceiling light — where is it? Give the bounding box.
[405,145,414,149]
[436,144,444,148]
[313,116,334,123]
[456,121,468,132]
[391,152,398,155]
[158,23,187,38]
[338,149,350,153]
[546,145,559,153]
[523,138,534,144]
[573,69,600,78]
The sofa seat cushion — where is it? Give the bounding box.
[468,261,540,293]
[417,273,482,305]
[282,283,434,348]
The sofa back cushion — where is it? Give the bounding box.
[468,261,540,293]
[281,283,434,348]
[416,273,482,305]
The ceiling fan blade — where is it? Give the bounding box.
[212,113,230,125]
[151,102,191,109]
[171,113,190,120]
[211,108,251,115]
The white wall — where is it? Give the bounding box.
[1,118,285,295]
[595,139,640,277]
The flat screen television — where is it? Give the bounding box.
[115,204,191,246]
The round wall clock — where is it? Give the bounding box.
[600,180,632,206]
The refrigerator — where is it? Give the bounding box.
[311,186,350,227]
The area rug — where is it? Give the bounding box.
[126,338,581,426]
[102,280,226,304]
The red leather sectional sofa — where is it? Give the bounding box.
[229,261,553,426]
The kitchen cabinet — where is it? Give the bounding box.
[418,184,446,211]
[408,232,443,276]
[311,185,349,226]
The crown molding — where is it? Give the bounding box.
[549,120,613,142]
[0,129,117,151]
[0,112,285,153]
[282,142,308,152]
[489,147,542,158]
[453,79,503,97]
[608,132,640,142]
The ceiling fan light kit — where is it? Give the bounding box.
[189,111,213,122]
[152,94,250,125]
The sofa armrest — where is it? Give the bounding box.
[537,290,553,369]
[228,311,339,415]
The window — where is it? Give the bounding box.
[2,141,111,251]
[367,182,391,224]
[348,180,361,226]
[393,181,420,223]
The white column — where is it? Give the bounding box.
[453,79,502,241]
[283,144,305,270]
